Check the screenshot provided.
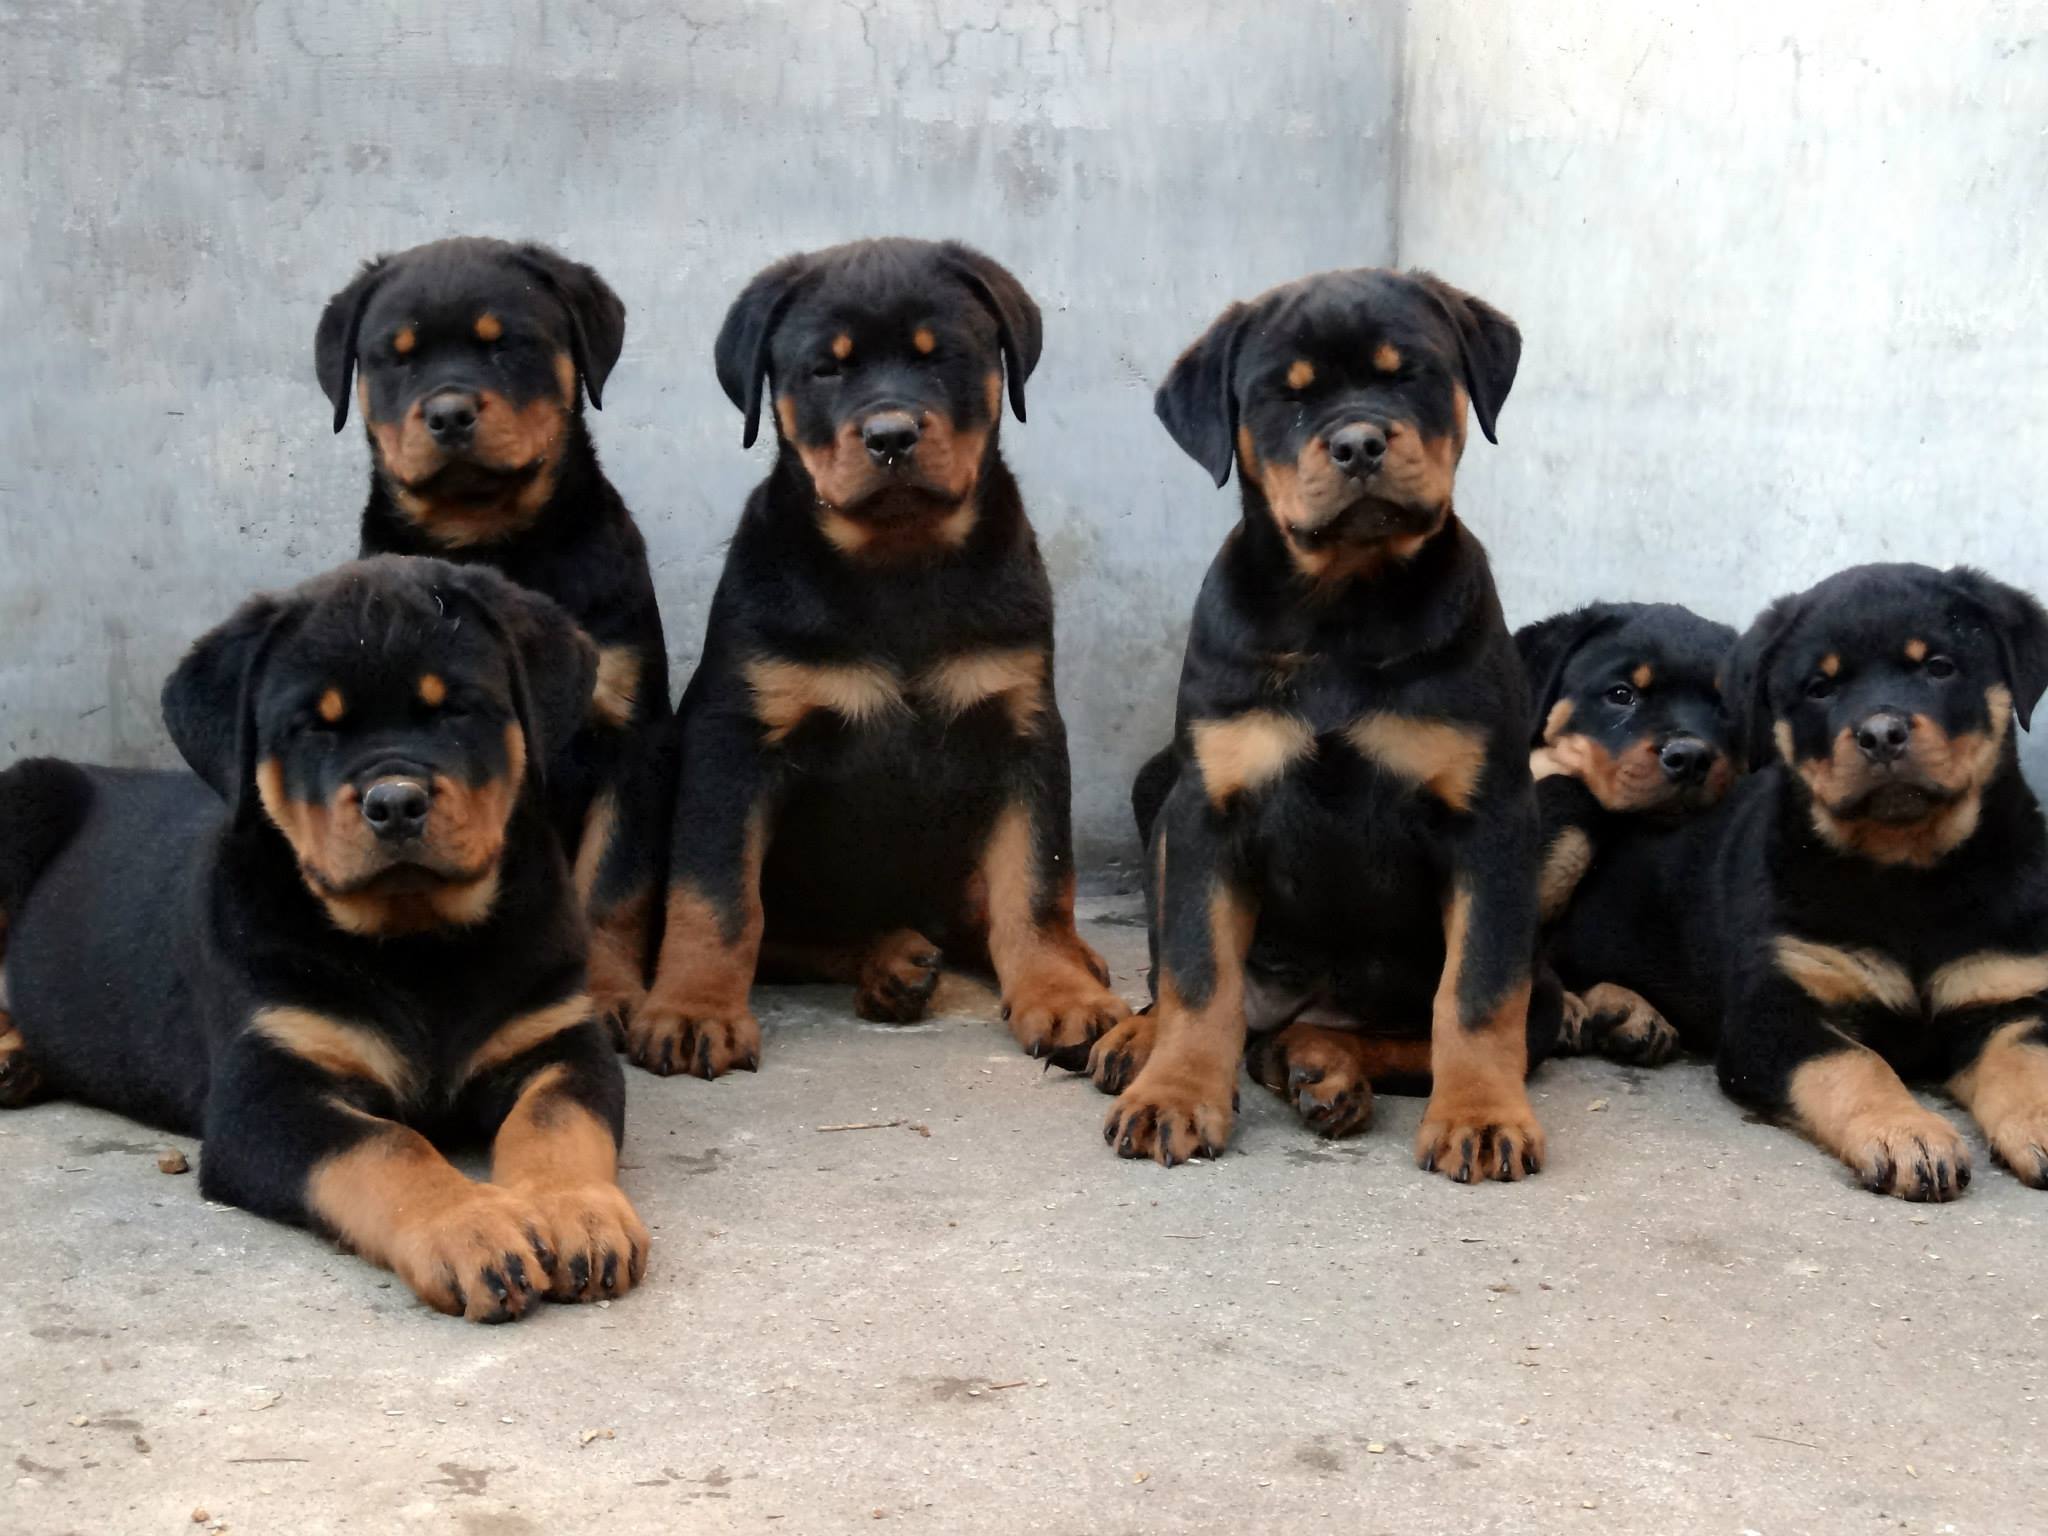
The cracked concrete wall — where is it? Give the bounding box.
[1398,2,2048,782]
[0,0,1403,870]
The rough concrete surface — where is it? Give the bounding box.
[2,897,2042,1535]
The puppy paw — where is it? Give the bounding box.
[1103,1058,1236,1167]
[1416,1092,1546,1183]
[520,1181,652,1302]
[391,1186,555,1323]
[0,1019,43,1108]
[588,980,645,1053]
[1087,1010,1157,1095]
[1554,990,1590,1055]
[1581,983,1679,1066]
[1252,1026,1374,1139]
[1842,1109,1973,1201]
[855,930,943,1023]
[627,1003,761,1079]
[1003,958,1129,1069]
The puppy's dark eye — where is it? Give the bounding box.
[812,360,843,381]
[1804,676,1837,701]
[1923,655,1957,680]
[1604,685,1637,708]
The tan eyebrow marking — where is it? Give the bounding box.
[913,326,936,355]
[831,333,853,361]
[1905,638,1928,662]
[318,688,346,724]
[474,313,503,342]
[1631,664,1654,691]
[1373,343,1401,373]
[1820,653,1841,677]
[1286,359,1315,389]
[392,327,416,356]
[417,674,447,708]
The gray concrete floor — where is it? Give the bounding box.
[2,895,2042,1535]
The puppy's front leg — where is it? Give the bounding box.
[636,702,770,1080]
[1104,773,1256,1166]
[1417,785,1549,1182]
[975,702,1129,1064]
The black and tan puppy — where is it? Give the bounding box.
[0,558,649,1317]
[1550,563,2048,1200]
[631,238,1127,1079]
[317,237,670,1041]
[1517,601,1737,1062]
[1095,267,1555,1178]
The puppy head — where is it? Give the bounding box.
[162,556,597,936]
[714,237,1041,559]
[1728,563,2048,867]
[315,237,626,546]
[1155,267,1519,590]
[1518,602,1740,815]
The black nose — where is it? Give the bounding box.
[1326,423,1389,478]
[361,778,431,842]
[1658,737,1714,785]
[1854,710,1912,765]
[422,390,480,445]
[862,411,922,464]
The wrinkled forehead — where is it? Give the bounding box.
[1791,576,1981,667]
[1248,271,1450,360]
[363,250,549,332]
[265,583,506,698]
[789,256,988,339]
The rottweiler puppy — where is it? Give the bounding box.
[316,237,671,1043]
[1549,563,2048,1200]
[0,557,650,1317]
[1516,600,1737,1063]
[631,238,1127,1079]
[1095,267,1556,1178]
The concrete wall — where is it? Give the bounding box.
[5,0,2046,861]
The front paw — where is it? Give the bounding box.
[1103,1058,1236,1167]
[521,1182,652,1301]
[1842,1109,1973,1201]
[589,980,646,1052]
[1087,1010,1156,1095]
[391,1186,555,1323]
[1982,1105,2048,1189]
[1004,960,1130,1069]
[1416,1091,1546,1183]
[1251,1029,1374,1139]
[1581,984,1679,1066]
[626,1002,761,1079]
[0,1020,43,1107]
[856,931,944,1023]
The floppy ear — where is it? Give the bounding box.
[1946,566,2048,731]
[161,594,288,818]
[1412,272,1521,445]
[441,566,599,779]
[1724,592,1806,771]
[1154,302,1249,488]
[314,257,391,433]
[1513,605,1621,744]
[938,243,1044,423]
[511,244,628,410]
[713,254,812,449]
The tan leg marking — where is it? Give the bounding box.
[1537,826,1594,922]
[1789,1046,1971,1200]
[978,804,1128,1060]
[1947,1019,2048,1187]
[1416,890,1545,1181]
[634,811,766,1079]
[491,1065,650,1301]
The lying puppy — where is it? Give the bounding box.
[0,558,650,1317]
[1098,267,1555,1178]
[632,238,1127,1078]
[1517,600,1737,1062]
[317,238,671,1042]
[1549,563,2048,1200]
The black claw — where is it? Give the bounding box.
[526,1229,558,1278]
[1421,1148,1437,1173]
[658,1039,675,1075]
[1103,1118,1118,1146]
[601,1251,620,1293]
[506,1254,532,1296]
[696,1036,714,1078]
[568,1253,592,1296]
[449,1281,468,1315]
[1496,1138,1514,1179]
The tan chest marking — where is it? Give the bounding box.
[460,994,594,1086]
[745,657,909,746]
[249,1007,417,1102]
[1773,938,1918,1014]
[1190,711,1315,808]
[917,648,1047,734]
[1927,952,2048,1014]
[1347,714,1488,811]
[591,644,641,728]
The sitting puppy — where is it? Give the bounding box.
[317,238,671,1042]
[1096,267,1555,1179]
[1549,563,2048,1200]
[632,238,1128,1079]
[1516,600,1737,1062]
[0,558,650,1317]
